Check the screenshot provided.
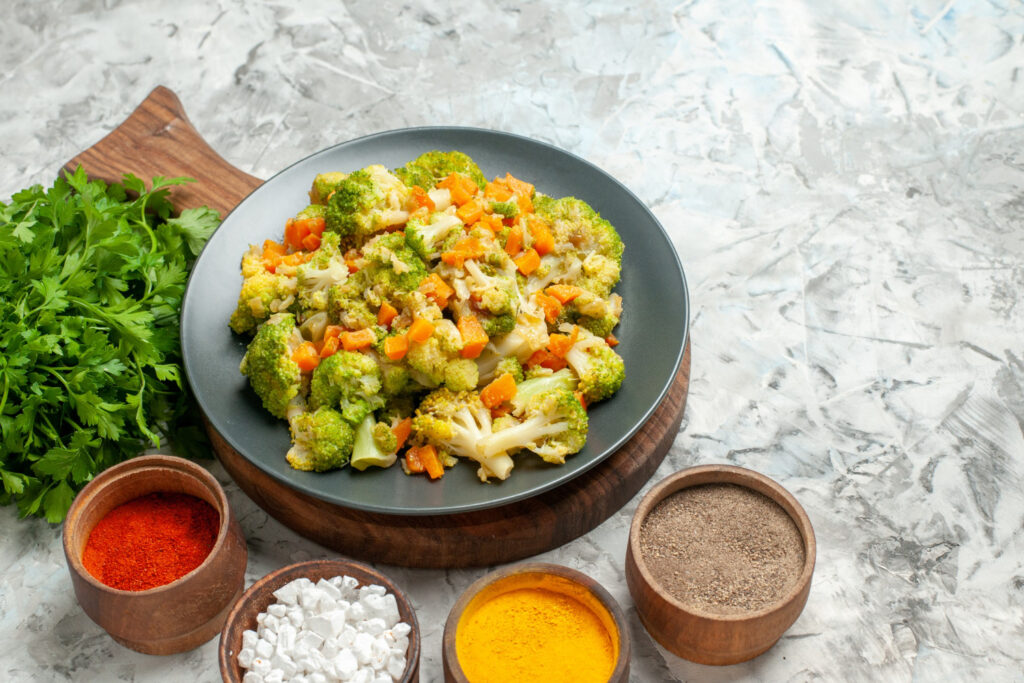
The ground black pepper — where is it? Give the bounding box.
[638,483,805,614]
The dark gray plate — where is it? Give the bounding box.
[181,127,688,516]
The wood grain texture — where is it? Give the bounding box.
[219,559,420,682]
[64,86,261,217]
[62,455,248,655]
[624,465,816,665]
[67,86,692,569]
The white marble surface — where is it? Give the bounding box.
[2,0,1024,681]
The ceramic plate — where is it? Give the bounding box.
[181,127,688,515]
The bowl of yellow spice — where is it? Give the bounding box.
[442,562,630,683]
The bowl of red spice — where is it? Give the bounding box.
[62,454,247,655]
[626,464,816,665]
[442,562,630,683]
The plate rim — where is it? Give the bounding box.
[181,125,689,516]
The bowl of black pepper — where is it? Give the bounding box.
[625,464,816,665]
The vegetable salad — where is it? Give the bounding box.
[230,151,624,483]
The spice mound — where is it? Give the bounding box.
[456,574,617,683]
[639,483,805,615]
[238,575,410,682]
[82,492,219,591]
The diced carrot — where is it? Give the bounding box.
[263,240,287,258]
[418,445,445,480]
[339,328,375,351]
[284,218,311,251]
[516,192,533,215]
[410,185,435,211]
[545,284,584,304]
[514,248,541,276]
[405,447,425,474]
[457,315,489,359]
[320,336,340,359]
[419,273,454,308]
[345,259,360,274]
[574,390,588,411]
[263,252,282,273]
[305,216,326,236]
[301,232,321,251]
[490,404,511,420]
[281,252,312,267]
[441,237,485,268]
[438,173,477,206]
[408,318,435,343]
[291,342,321,372]
[605,334,619,347]
[475,212,504,233]
[377,301,399,327]
[505,173,534,198]
[480,373,517,409]
[528,216,554,255]
[392,417,413,450]
[504,224,523,257]
[548,328,579,358]
[526,349,568,372]
[324,325,344,341]
[456,199,484,225]
[534,291,562,324]
[484,180,513,201]
[383,334,409,361]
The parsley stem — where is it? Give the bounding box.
[0,372,8,418]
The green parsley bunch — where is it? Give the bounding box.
[0,167,220,522]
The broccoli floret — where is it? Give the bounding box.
[475,310,550,381]
[494,356,525,384]
[296,203,327,221]
[350,414,398,471]
[563,329,625,403]
[324,165,410,243]
[411,388,513,481]
[560,290,622,338]
[576,252,622,299]
[533,195,624,266]
[239,313,304,419]
[310,172,349,204]
[511,368,577,413]
[308,350,384,425]
[405,319,465,387]
[404,211,463,262]
[286,407,355,471]
[444,358,480,392]
[480,388,587,465]
[394,151,487,191]
[328,282,376,330]
[490,200,519,218]
[230,270,299,334]
[359,232,429,294]
[296,232,348,314]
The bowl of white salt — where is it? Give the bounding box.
[625,464,816,665]
[219,559,420,682]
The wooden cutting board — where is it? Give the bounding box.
[66,86,691,569]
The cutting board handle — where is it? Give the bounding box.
[64,86,262,217]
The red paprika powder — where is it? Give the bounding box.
[82,492,220,591]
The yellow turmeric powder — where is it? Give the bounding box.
[456,577,617,683]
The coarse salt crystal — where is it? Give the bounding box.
[239,575,411,683]
[242,630,259,649]
[255,639,274,659]
[237,647,256,668]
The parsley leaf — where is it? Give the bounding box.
[0,168,221,522]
